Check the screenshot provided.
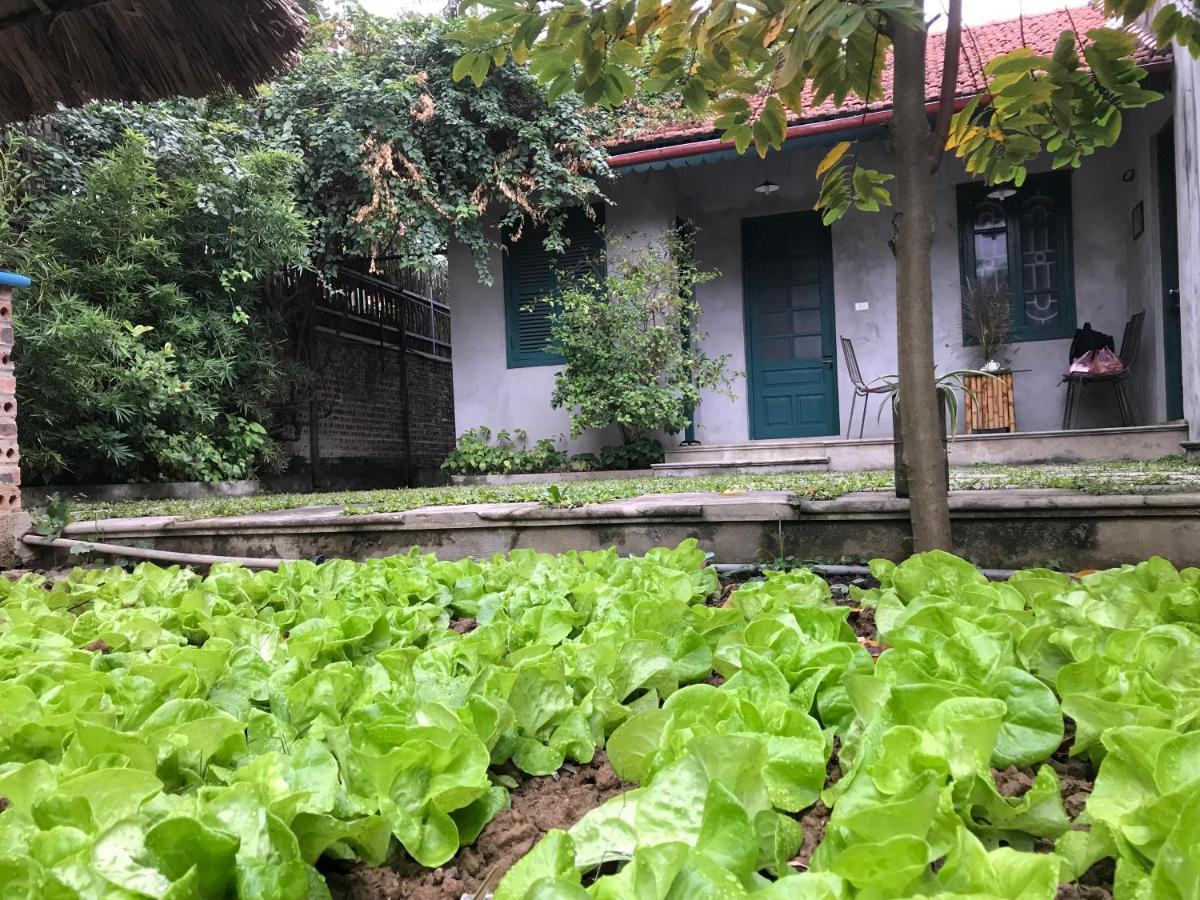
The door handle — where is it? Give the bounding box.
[1168,288,1180,312]
[821,357,835,368]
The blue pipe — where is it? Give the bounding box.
[0,272,31,289]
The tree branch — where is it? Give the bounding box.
[928,0,963,172]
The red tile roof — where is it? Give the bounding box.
[610,6,1167,153]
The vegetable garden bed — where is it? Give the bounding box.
[0,544,1195,898]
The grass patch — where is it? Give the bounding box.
[54,456,1200,523]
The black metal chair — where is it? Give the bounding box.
[841,336,891,439]
[1061,311,1144,429]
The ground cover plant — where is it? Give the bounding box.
[1,544,1198,897]
[57,456,1200,524]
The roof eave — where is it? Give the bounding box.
[607,55,1174,171]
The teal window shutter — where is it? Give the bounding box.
[504,205,605,368]
[956,172,1076,344]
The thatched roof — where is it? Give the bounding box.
[0,0,309,124]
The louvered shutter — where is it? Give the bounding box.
[503,206,605,368]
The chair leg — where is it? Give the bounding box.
[1115,381,1133,427]
[859,392,869,439]
[1062,382,1075,431]
[846,392,857,440]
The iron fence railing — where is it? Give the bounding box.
[333,269,451,361]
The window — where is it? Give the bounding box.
[956,172,1075,342]
[503,205,605,368]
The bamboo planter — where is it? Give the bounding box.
[963,370,1016,434]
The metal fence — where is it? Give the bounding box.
[308,268,451,362]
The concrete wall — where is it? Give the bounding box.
[450,99,1174,450]
[1178,49,1200,443]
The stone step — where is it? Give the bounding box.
[662,440,834,466]
[651,456,831,476]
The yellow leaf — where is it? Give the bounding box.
[762,13,787,47]
[816,141,852,178]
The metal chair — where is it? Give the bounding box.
[1061,311,1144,429]
[841,336,892,439]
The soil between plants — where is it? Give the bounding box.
[323,753,626,900]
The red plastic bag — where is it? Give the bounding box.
[1069,348,1124,375]
[1089,347,1125,375]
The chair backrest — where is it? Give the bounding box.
[840,336,867,389]
[1119,311,1145,371]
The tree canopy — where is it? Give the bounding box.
[0,10,609,484]
[262,13,609,278]
[453,0,1194,221]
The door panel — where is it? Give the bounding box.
[1157,121,1183,420]
[743,212,839,439]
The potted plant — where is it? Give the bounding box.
[880,370,991,498]
[963,285,1019,432]
[963,284,1014,372]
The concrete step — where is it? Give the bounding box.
[662,439,833,466]
[651,456,830,476]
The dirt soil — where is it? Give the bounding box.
[324,753,626,900]
[790,801,831,870]
[825,574,882,652]
[993,765,1037,798]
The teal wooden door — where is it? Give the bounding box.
[743,212,839,439]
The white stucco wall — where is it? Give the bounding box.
[1177,49,1200,443]
[451,98,1174,449]
[448,169,681,452]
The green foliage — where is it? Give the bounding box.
[947,27,1163,186]
[494,551,1200,897]
[30,493,73,539]
[548,229,736,443]
[3,131,307,485]
[441,427,570,475]
[879,368,994,438]
[596,435,665,470]
[265,12,607,279]
[56,457,1200,521]
[5,540,1200,895]
[454,0,906,158]
[454,0,1198,224]
[0,10,607,484]
[0,541,721,888]
[441,427,664,475]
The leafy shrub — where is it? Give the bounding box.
[442,428,665,475]
[549,228,737,443]
[441,427,569,475]
[3,135,307,484]
[596,436,664,470]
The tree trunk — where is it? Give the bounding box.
[888,19,953,551]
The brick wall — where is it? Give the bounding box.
[279,329,455,489]
[0,281,22,565]
[406,351,457,471]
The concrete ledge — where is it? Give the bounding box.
[450,468,658,485]
[53,488,1200,571]
[660,423,1189,473]
[24,480,262,505]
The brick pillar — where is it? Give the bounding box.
[0,272,29,568]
